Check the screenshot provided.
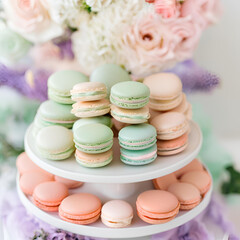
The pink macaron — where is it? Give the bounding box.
[150,112,189,140]
[101,200,133,228]
[153,173,178,190]
[174,158,204,178]
[136,190,180,224]
[157,133,188,156]
[59,193,102,225]
[168,182,201,210]
[20,170,54,195]
[33,181,69,212]
[54,175,83,189]
[16,152,53,177]
[180,170,212,195]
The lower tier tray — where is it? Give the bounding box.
[25,121,202,183]
[17,174,212,239]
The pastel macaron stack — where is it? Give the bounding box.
[110,81,150,124]
[118,124,157,165]
[74,123,114,168]
[71,82,110,118]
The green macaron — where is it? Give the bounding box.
[48,70,88,104]
[73,123,113,154]
[110,81,150,109]
[120,144,157,166]
[72,116,112,132]
[36,125,75,160]
[90,64,131,97]
[37,100,78,129]
[119,124,157,150]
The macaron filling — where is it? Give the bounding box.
[111,110,150,120]
[157,142,187,152]
[74,140,113,153]
[119,137,156,150]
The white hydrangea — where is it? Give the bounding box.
[48,0,90,28]
[85,0,112,12]
[72,0,149,75]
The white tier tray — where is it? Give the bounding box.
[17,173,212,239]
[25,121,202,183]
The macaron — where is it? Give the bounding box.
[37,100,78,129]
[111,105,150,124]
[153,173,178,190]
[144,73,183,111]
[20,170,54,195]
[180,170,212,195]
[101,200,133,228]
[48,70,88,104]
[157,133,188,156]
[75,149,113,168]
[136,190,180,224]
[54,175,83,189]
[59,193,102,224]
[73,123,113,154]
[119,124,157,150]
[90,63,131,96]
[71,82,107,102]
[168,94,190,115]
[174,158,204,178]
[71,99,110,118]
[16,152,51,176]
[72,116,112,132]
[150,112,189,140]
[36,125,75,160]
[33,181,69,212]
[110,81,150,109]
[120,144,157,166]
[168,182,201,210]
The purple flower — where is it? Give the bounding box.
[167,60,220,93]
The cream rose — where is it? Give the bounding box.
[86,0,112,12]
[3,0,63,43]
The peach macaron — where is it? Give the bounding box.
[180,170,212,195]
[20,170,54,195]
[157,133,188,156]
[59,193,101,224]
[33,181,69,212]
[168,182,201,210]
[136,190,180,224]
[54,175,83,189]
[153,173,178,190]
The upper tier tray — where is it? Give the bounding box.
[25,121,202,183]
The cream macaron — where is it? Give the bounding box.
[150,112,189,140]
[144,73,183,111]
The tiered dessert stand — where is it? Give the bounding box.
[17,121,212,239]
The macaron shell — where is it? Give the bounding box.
[71,99,110,118]
[167,182,201,210]
[143,73,182,100]
[33,198,59,212]
[111,105,150,124]
[137,211,177,224]
[180,170,212,195]
[20,171,54,195]
[153,173,178,190]
[174,158,204,178]
[168,93,188,114]
[90,64,131,96]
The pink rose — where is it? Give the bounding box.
[154,0,178,18]
[167,17,201,61]
[121,14,178,77]
[3,0,63,43]
[181,0,222,28]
